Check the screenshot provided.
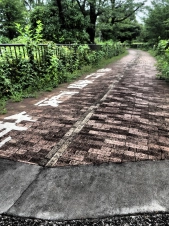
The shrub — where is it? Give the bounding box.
[155,39,169,81]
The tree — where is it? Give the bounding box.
[29,0,144,43]
[109,0,145,25]
[101,18,141,42]
[0,0,26,39]
[137,24,150,43]
[23,0,35,11]
[144,0,169,44]
[30,1,89,43]
[75,0,107,43]
[23,0,46,11]
[75,0,145,43]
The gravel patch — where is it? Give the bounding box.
[1,213,169,226]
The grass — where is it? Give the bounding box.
[68,50,128,80]
[0,50,128,115]
[148,49,156,57]
[0,98,7,114]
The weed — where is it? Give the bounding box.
[10,92,23,102]
[0,99,7,114]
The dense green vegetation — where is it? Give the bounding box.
[141,0,169,45]
[0,0,144,44]
[0,41,125,101]
[139,0,169,81]
[153,39,169,81]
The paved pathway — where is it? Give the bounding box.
[0,49,169,167]
[1,49,169,222]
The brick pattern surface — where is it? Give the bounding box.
[0,49,169,167]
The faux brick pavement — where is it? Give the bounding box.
[55,50,169,166]
[0,49,169,167]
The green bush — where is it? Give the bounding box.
[0,35,10,44]
[155,39,169,81]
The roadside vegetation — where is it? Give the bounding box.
[0,21,125,114]
[1,23,121,91]
[0,43,127,114]
[136,0,169,81]
[152,40,169,81]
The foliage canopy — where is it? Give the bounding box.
[0,0,25,39]
[0,0,145,43]
[143,0,169,44]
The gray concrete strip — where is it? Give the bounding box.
[0,159,42,213]
[7,160,169,220]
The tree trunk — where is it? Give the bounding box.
[8,28,16,40]
[87,2,97,43]
[86,26,95,43]
[56,0,65,28]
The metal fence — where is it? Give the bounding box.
[0,43,102,64]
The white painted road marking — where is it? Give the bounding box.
[4,111,37,123]
[0,121,27,138]
[68,80,93,89]
[85,73,106,79]
[35,91,78,107]
[0,112,37,148]
[97,68,112,73]
[0,137,11,148]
